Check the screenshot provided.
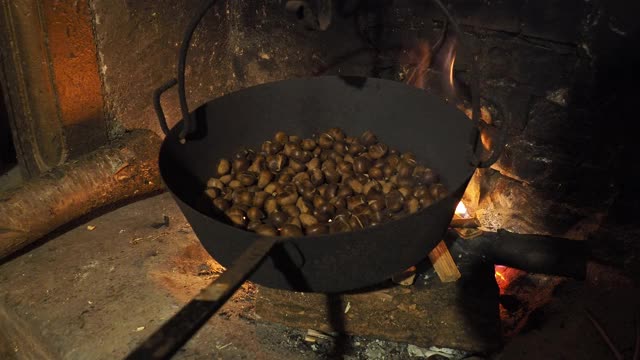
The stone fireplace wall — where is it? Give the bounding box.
[90,0,636,237]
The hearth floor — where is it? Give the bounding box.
[1,193,638,360]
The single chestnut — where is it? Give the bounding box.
[324,184,338,199]
[397,175,415,188]
[280,224,304,237]
[386,190,405,213]
[289,159,307,173]
[397,160,415,178]
[276,191,298,206]
[353,156,371,174]
[253,191,269,208]
[264,197,279,214]
[269,211,289,227]
[247,207,265,222]
[368,166,384,180]
[363,180,382,196]
[296,197,313,214]
[217,159,231,176]
[283,142,300,157]
[307,157,321,170]
[274,131,288,143]
[386,154,400,167]
[213,198,230,212]
[348,143,366,156]
[292,149,312,163]
[337,185,353,197]
[347,194,366,210]
[232,158,250,173]
[327,127,345,141]
[348,178,364,194]
[233,190,253,206]
[225,207,247,227]
[277,173,292,185]
[417,167,439,185]
[397,186,413,198]
[301,138,317,151]
[309,168,325,186]
[255,224,278,236]
[267,154,287,173]
[318,133,334,149]
[287,216,303,229]
[300,213,319,227]
[368,143,388,159]
[237,171,257,186]
[367,192,386,212]
[257,170,273,188]
[305,223,328,235]
[282,204,301,217]
[264,182,281,195]
[329,215,352,234]
[313,195,327,209]
[323,168,341,184]
[359,130,378,146]
[228,180,242,189]
[334,141,347,155]
[207,178,224,190]
[205,188,220,200]
[262,140,283,155]
[330,196,347,210]
[406,196,421,214]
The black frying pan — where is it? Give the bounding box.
[127,1,503,359]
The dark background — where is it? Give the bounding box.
[0,85,17,175]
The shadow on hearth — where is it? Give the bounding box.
[0,189,164,267]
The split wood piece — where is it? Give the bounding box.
[425,216,479,283]
[0,130,162,260]
[450,217,481,229]
[428,240,461,283]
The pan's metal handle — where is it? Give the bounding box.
[468,52,507,169]
[153,78,178,137]
[469,117,507,169]
[151,0,219,142]
[431,0,506,169]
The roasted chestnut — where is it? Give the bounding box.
[206,128,447,236]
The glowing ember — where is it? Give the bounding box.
[494,265,528,294]
[454,201,470,218]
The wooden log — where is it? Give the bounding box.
[0,130,162,259]
[428,240,462,282]
[450,217,480,229]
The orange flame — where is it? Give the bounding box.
[402,40,432,89]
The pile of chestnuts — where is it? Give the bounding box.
[204,128,448,237]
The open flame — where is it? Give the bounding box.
[401,29,457,98]
[454,201,470,218]
[402,40,432,89]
